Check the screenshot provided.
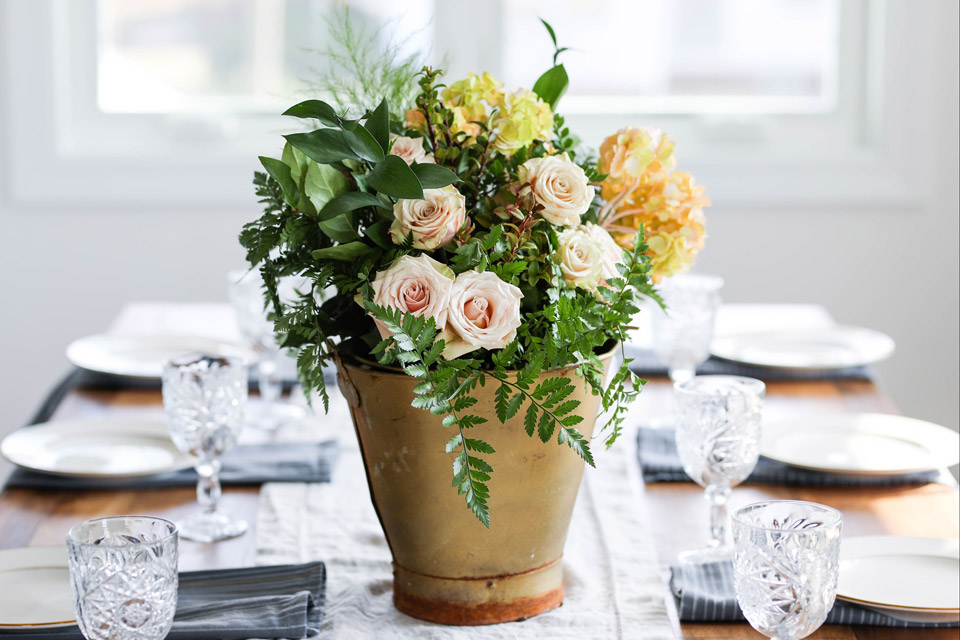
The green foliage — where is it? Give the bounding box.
[303,6,425,114]
[239,17,661,528]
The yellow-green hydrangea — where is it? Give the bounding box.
[442,72,503,124]
[492,89,554,156]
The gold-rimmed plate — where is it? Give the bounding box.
[0,546,75,629]
[838,536,960,623]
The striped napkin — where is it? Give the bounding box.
[3,562,327,639]
[671,560,958,627]
[624,345,873,382]
[637,427,943,486]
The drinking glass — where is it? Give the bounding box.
[675,375,765,563]
[227,269,305,430]
[733,500,843,640]
[162,354,248,542]
[651,274,724,383]
[67,516,179,640]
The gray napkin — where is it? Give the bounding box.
[3,561,327,639]
[637,427,943,486]
[624,345,873,381]
[4,441,339,490]
[671,560,958,627]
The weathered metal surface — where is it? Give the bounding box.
[337,346,616,625]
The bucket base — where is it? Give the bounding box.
[393,560,564,625]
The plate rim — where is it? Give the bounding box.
[709,324,895,370]
[0,417,195,479]
[759,412,960,475]
[837,535,960,612]
[66,333,255,378]
[0,546,75,628]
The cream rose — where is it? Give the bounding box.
[389,134,434,165]
[557,226,605,291]
[442,271,523,359]
[517,154,595,227]
[390,186,466,250]
[584,222,626,284]
[370,254,454,340]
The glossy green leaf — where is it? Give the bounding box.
[411,162,461,189]
[258,156,298,207]
[303,161,348,214]
[532,64,569,110]
[284,130,358,165]
[311,242,375,261]
[318,214,360,242]
[363,219,394,250]
[341,121,385,163]
[318,191,390,222]
[281,100,341,127]
[365,155,424,200]
[364,98,390,153]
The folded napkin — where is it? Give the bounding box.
[637,427,943,486]
[671,560,958,627]
[5,561,326,639]
[4,441,339,490]
[624,345,873,382]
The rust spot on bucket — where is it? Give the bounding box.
[394,586,563,625]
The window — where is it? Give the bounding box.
[0,0,940,211]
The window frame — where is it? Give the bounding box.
[0,0,941,212]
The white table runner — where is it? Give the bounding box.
[255,391,674,639]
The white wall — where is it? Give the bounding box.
[0,3,957,439]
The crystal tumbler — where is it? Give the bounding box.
[651,273,724,383]
[162,354,248,541]
[733,500,843,640]
[66,516,178,640]
[675,375,765,563]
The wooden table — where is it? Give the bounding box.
[1,377,957,639]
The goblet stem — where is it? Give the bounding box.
[706,483,730,548]
[196,458,223,516]
[258,356,282,405]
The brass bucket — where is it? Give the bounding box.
[333,345,617,625]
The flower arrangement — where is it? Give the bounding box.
[240,21,708,526]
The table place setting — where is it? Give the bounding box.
[1,12,958,640]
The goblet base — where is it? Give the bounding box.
[677,544,733,565]
[178,511,248,542]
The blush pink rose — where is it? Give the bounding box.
[389,134,434,165]
[370,254,454,340]
[442,270,523,359]
[390,186,466,250]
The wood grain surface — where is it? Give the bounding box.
[0,377,957,639]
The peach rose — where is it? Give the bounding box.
[442,271,523,359]
[517,154,595,227]
[370,254,454,340]
[389,135,434,165]
[557,226,605,291]
[390,186,466,250]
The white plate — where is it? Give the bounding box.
[838,536,960,623]
[761,413,960,475]
[1,418,194,478]
[710,325,894,369]
[0,546,75,629]
[66,333,256,378]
